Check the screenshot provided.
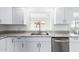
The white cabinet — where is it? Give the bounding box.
[0,37,15,52]
[40,41,51,52]
[12,7,25,24]
[23,37,51,52]
[0,7,25,24]
[0,7,12,24]
[23,41,39,52]
[55,7,65,24]
[14,37,37,52]
[0,38,7,52]
[14,37,51,52]
[14,38,38,52]
[0,37,51,52]
[55,7,73,24]
[65,8,74,24]
[23,41,51,52]
[70,37,79,52]
[6,37,15,52]
[14,37,24,52]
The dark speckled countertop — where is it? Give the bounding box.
[0,31,70,37]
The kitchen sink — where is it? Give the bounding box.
[31,32,49,35]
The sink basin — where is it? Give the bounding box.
[31,32,49,35]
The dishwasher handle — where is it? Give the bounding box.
[54,40,69,42]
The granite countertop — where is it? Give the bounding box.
[0,31,53,37]
[69,33,79,37]
[0,31,70,37]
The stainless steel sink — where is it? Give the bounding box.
[31,32,49,35]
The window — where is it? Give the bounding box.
[29,12,52,31]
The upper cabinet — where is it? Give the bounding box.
[12,7,25,24]
[0,7,26,25]
[65,8,74,24]
[55,7,73,24]
[0,7,12,24]
[55,8,64,24]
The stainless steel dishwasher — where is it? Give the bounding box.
[51,37,69,52]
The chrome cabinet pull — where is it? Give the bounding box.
[37,42,41,48]
[22,42,24,48]
[12,39,13,43]
[37,42,41,52]
[0,19,1,23]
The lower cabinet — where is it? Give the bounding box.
[40,41,51,52]
[2,36,79,52]
[14,37,51,52]
[70,37,79,52]
[23,41,51,52]
[0,37,14,52]
[24,37,51,52]
[14,37,26,52]
[6,37,15,52]
[23,41,39,52]
[0,37,51,52]
[0,38,7,52]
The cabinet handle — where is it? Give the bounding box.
[12,39,14,43]
[0,19,1,23]
[37,42,41,52]
[37,42,41,48]
[22,42,24,48]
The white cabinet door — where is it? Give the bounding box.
[23,37,51,52]
[0,7,12,24]
[70,37,79,52]
[14,37,24,52]
[56,7,65,24]
[40,41,51,52]
[6,37,15,52]
[14,41,23,52]
[14,37,51,52]
[14,38,38,52]
[12,7,24,24]
[23,41,39,52]
[0,38,7,52]
[22,37,39,52]
[0,37,15,52]
[56,7,74,24]
[65,8,74,24]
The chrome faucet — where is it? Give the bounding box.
[35,21,41,35]
[31,20,48,35]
